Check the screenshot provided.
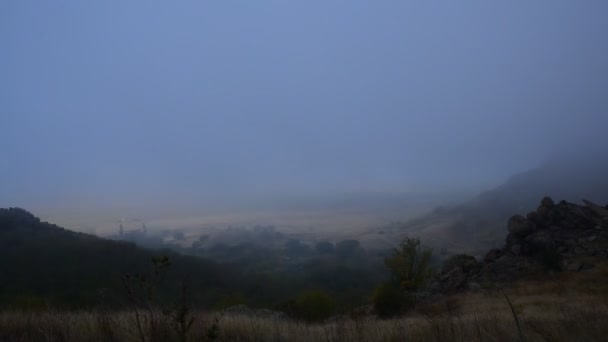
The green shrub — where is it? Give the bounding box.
[293,291,336,322]
[372,283,415,319]
[384,237,434,292]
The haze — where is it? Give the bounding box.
[2,1,607,220]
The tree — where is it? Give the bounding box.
[315,241,335,255]
[335,239,365,260]
[384,237,433,292]
[285,239,312,258]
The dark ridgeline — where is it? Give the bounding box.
[0,208,230,308]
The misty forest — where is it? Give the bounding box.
[2,1,608,341]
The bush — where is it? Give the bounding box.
[384,237,434,292]
[293,291,336,322]
[335,240,365,260]
[372,283,414,318]
[315,241,335,255]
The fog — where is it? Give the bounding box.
[2,1,608,216]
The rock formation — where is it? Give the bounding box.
[431,197,608,293]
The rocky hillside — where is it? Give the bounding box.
[368,156,608,253]
[431,197,608,294]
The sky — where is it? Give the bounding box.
[2,1,608,211]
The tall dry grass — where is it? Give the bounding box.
[2,267,607,341]
[0,294,606,342]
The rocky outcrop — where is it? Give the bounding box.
[431,197,608,294]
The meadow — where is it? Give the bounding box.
[2,288,606,342]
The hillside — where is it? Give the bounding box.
[366,155,608,254]
[2,199,607,341]
[0,207,241,308]
[0,208,386,310]
[431,197,608,294]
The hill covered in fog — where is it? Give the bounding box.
[366,153,608,254]
[0,207,235,308]
[0,208,387,310]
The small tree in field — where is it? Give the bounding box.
[384,237,433,292]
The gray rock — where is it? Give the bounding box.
[524,232,553,251]
[443,268,468,291]
[432,197,608,296]
[484,248,502,262]
[527,211,546,225]
[468,282,481,291]
[508,215,536,237]
[541,196,555,208]
[509,244,521,256]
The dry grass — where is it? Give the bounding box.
[2,266,607,341]
[0,293,606,342]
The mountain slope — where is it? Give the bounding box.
[431,197,608,294]
[0,207,235,308]
[368,155,608,254]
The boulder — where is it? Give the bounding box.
[484,248,502,262]
[523,231,554,254]
[431,197,608,296]
[441,268,469,292]
[432,254,480,293]
[541,196,555,208]
[509,244,521,256]
[508,215,536,237]
[467,282,481,291]
[537,196,555,216]
[527,211,546,225]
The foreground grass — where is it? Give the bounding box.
[0,295,606,342]
[2,267,607,341]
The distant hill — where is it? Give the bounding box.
[0,208,385,310]
[0,207,236,308]
[366,154,608,254]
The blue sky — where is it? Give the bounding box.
[2,1,607,209]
